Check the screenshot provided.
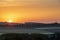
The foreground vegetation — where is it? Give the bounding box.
[0,33,60,40]
[0,33,48,40]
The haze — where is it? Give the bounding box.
[0,0,60,23]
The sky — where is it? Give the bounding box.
[0,0,60,23]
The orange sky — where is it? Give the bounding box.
[0,0,60,23]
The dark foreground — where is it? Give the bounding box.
[0,33,48,40]
[0,33,60,40]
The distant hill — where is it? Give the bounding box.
[0,22,60,28]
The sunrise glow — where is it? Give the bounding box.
[5,0,15,2]
[7,20,13,23]
[0,0,59,23]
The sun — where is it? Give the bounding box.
[8,20,13,23]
